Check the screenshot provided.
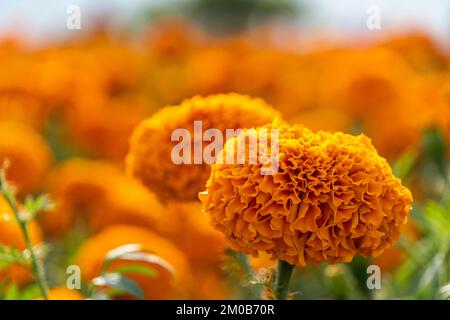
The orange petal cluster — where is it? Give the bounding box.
[126,93,280,201]
[200,123,413,266]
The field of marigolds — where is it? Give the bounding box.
[1,5,450,302]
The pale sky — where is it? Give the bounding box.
[0,0,448,44]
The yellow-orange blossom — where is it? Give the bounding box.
[200,123,413,266]
[126,93,280,201]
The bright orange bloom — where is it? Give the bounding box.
[379,33,447,72]
[66,93,155,161]
[126,93,281,201]
[200,123,413,266]
[37,286,85,300]
[75,225,192,300]
[163,201,227,265]
[0,122,52,194]
[0,197,43,285]
[40,159,168,236]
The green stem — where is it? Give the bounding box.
[1,181,49,299]
[234,251,263,299]
[274,260,294,300]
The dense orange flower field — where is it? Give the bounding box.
[0,17,449,300]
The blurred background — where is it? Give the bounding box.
[0,0,450,300]
[1,0,450,44]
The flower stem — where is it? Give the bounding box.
[274,260,294,300]
[0,174,49,299]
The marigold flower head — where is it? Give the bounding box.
[40,159,168,236]
[200,123,413,266]
[0,197,43,285]
[126,93,281,201]
[75,225,192,300]
[0,122,52,194]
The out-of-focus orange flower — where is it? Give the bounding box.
[316,47,430,157]
[145,17,204,59]
[200,123,413,266]
[126,93,281,202]
[0,122,52,195]
[163,201,227,264]
[37,286,85,300]
[374,219,422,272]
[0,197,43,286]
[318,47,414,117]
[290,106,353,133]
[66,94,154,161]
[75,225,192,300]
[0,92,51,128]
[40,159,168,236]
[190,267,231,300]
[379,33,447,73]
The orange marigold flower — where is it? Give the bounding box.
[0,92,51,128]
[0,197,43,285]
[200,123,413,266]
[0,122,52,195]
[66,94,154,161]
[189,266,231,300]
[126,93,281,201]
[379,33,447,72]
[40,159,168,236]
[75,225,192,300]
[163,201,227,265]
[37,286,84,300]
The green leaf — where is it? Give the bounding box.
[438,283,450,300]
[101,244,175,277]
[101,244,143,272]
[23,194,54,220]
[92,273,144,300]
[393,150,417,180]
[113,264,158,278]
[421,127,448,181]
[0,245,28,266]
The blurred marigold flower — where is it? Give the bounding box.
[37,286,84,300]
[163,201,227,265]
[75,225,192,300]
[0,122,52,194]
[379,33,447,72]
[0,197,43,286]
[200,123,413,266]
[40,159,168,236]
[66,94,154,161]
[126,93,281,201]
